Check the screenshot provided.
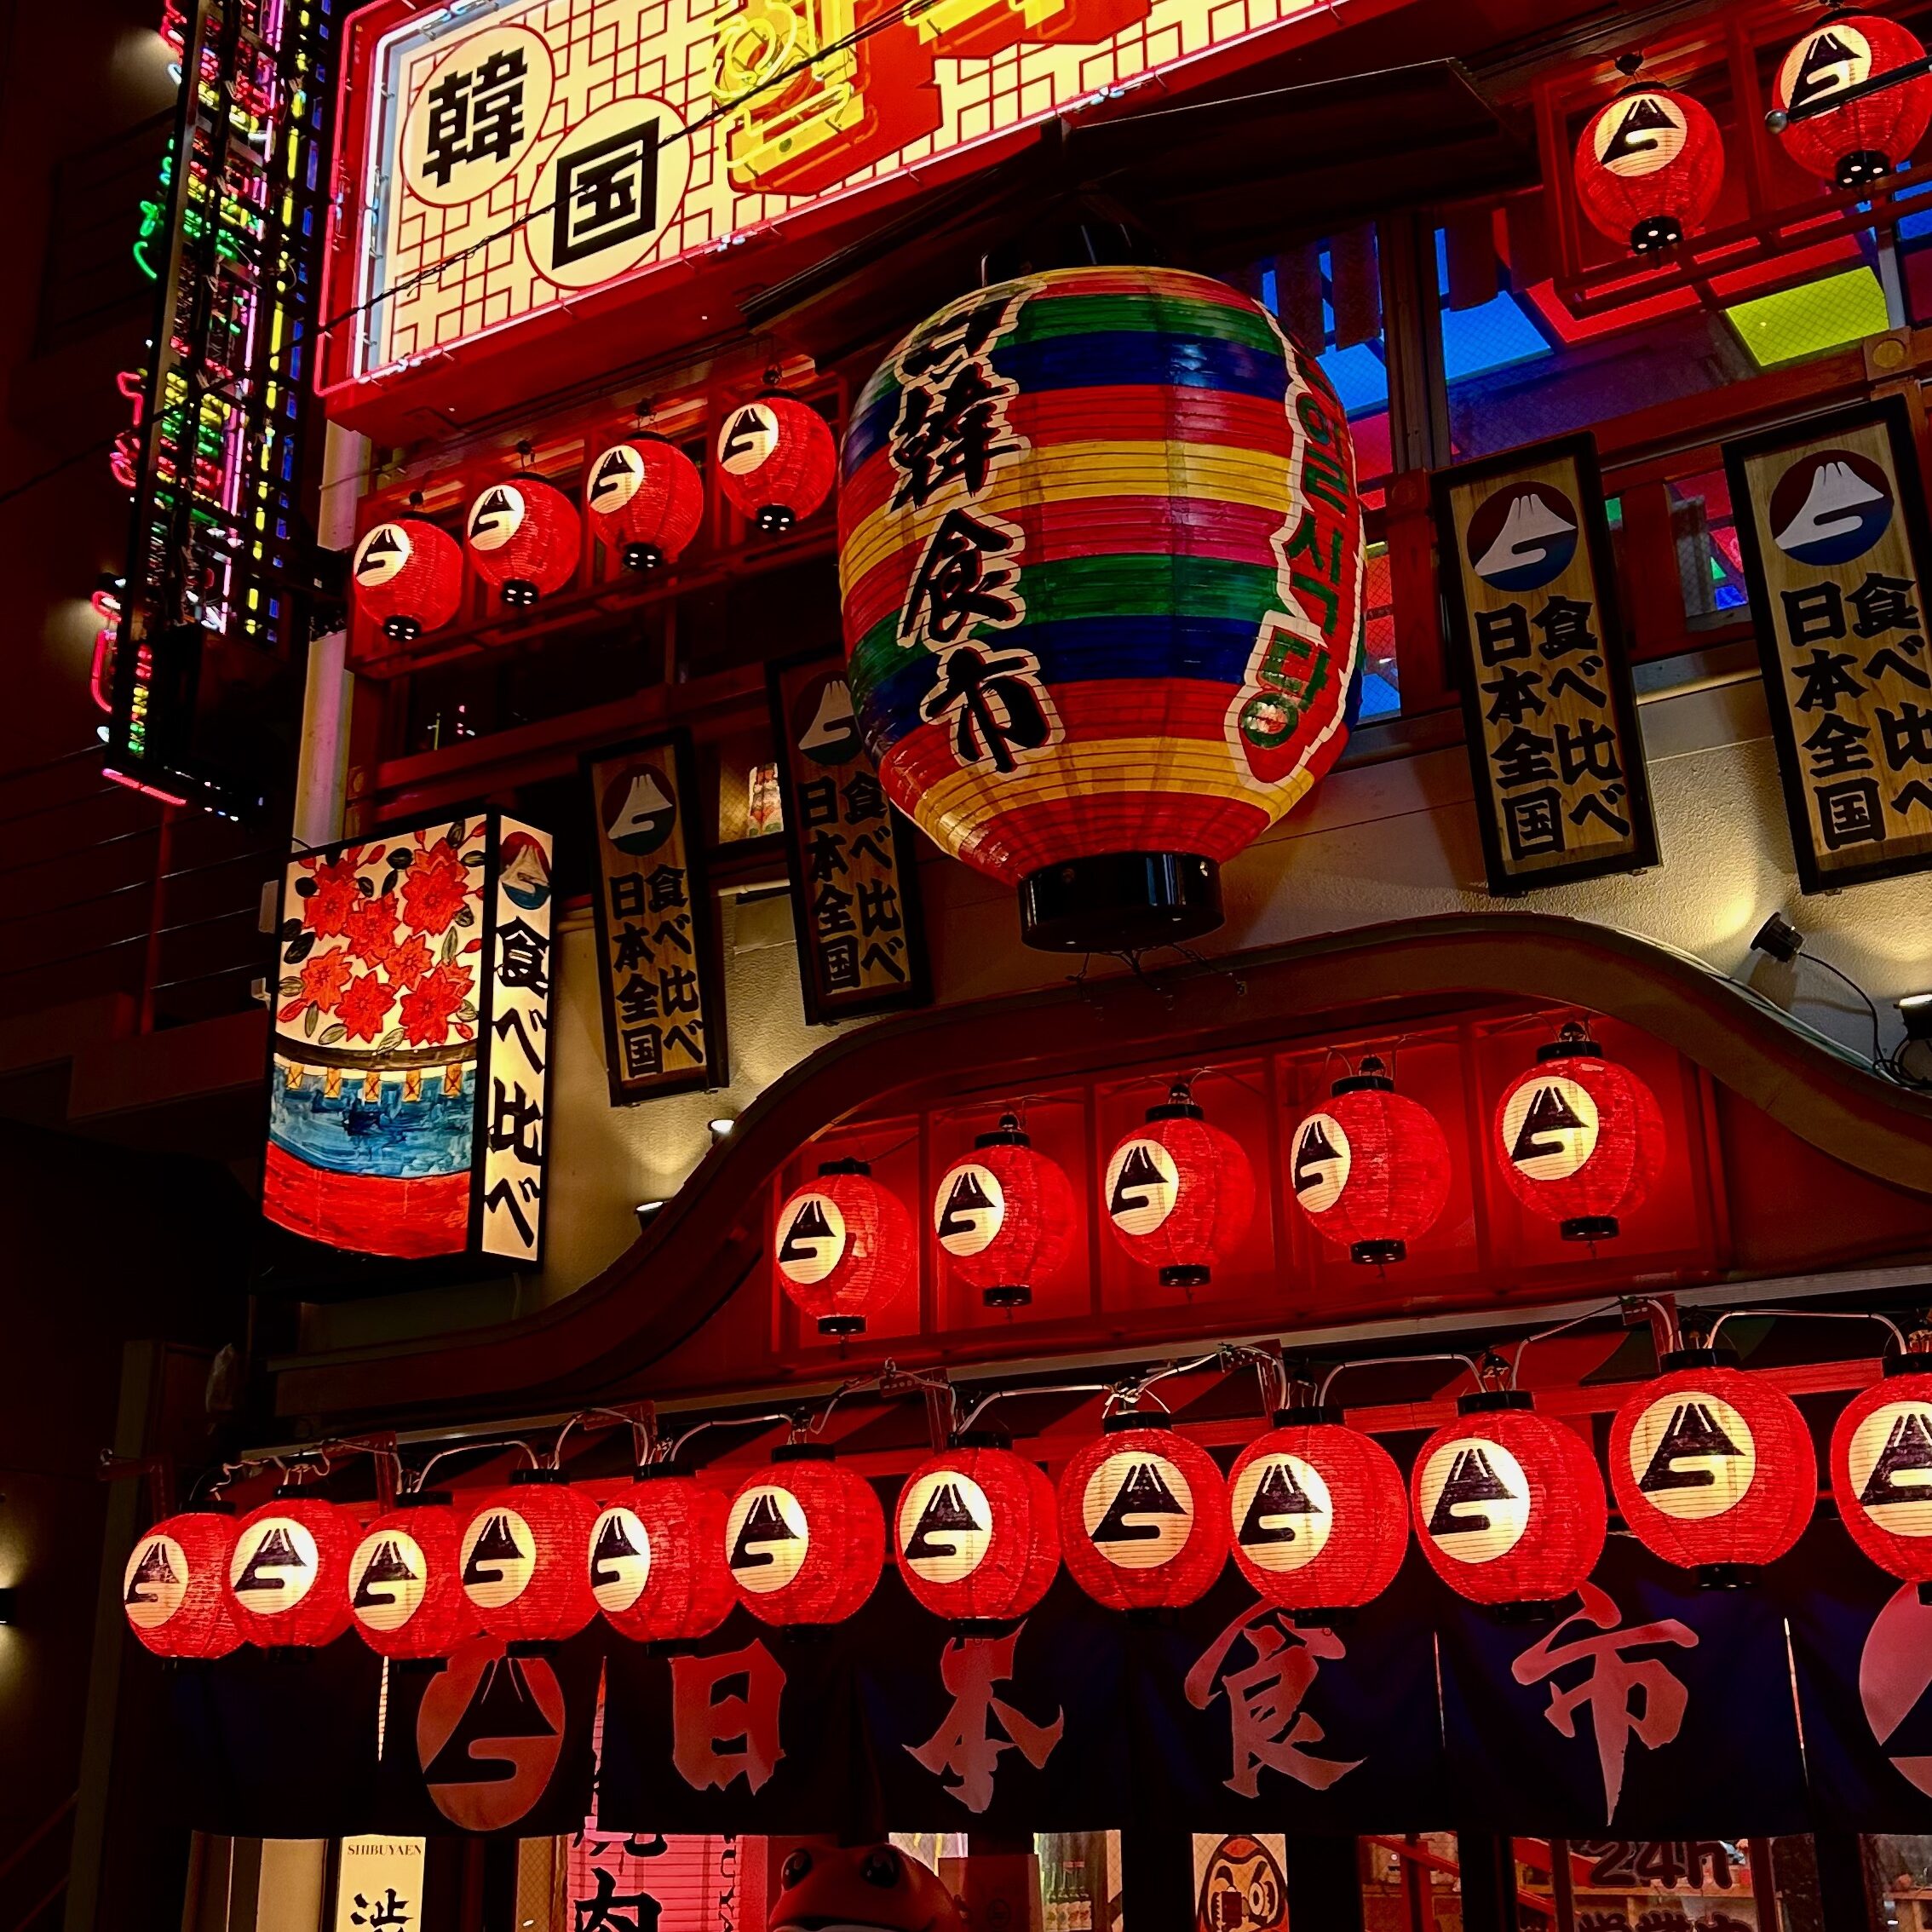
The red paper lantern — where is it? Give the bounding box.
[1831,1357,1932,1586]
[934,1114,1076,1310]
[123,1504,242,1659]
[1573,83,1724,254]
[894,1435,1060,1624]
[351,515,465,641]
[1059,1416,1228,1613]
[585,435,704,572]
[774,1158,916,1336]
[1101,1084,1255,1291]
[1228,1408,1409,1619]
[458,1471,599,1646]
[346,1491,479,1660]
[715,393,835,533]
[1412,1394,1607,1611]
[464,474,582,607]
[1610,1351,1816,1582]
[1289,1056,1452,1266]
[227,1490,358,1648]
[1774,12,1932,188]
[724,1446,885,1627]
[1493,1025,1665,1243]
[589,1466,736,1647]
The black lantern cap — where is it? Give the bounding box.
[773,1441,834,1463]
[1272,1404,1341,1427]
[1103,1410,1171,1435]
[1147,1081,1205,1123]
[975,1113,1031,1149]
[1659,1347,1740,1371]
[1457,1389,1533,1415]
[1537,1021,1605,1062]
[511,1467,569,1486]
[1017,852,1222,953]
[393,1489,453,1509]
[818,1156,873,1176]
[1332,1053,1396,1096]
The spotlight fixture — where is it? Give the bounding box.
[1751,912,1804,964]
[1900,993,1932,1043]
[0,1590,17,1625]
[708,1116,736,1141]
[634,1199,667,1231]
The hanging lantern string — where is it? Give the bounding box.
[668,1409,802,1463]
[414,1436,541,1490]
[1507,1299,1636,1389]
[550,1407,655,1471]
[1104,1349,1227,1417]
[1706,1305,1912,1357]
[957,1380,1113,1433]
[803,1371,888,1440]
[1317,1350,1486,1410]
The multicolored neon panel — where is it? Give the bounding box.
[334,0,1340,383]
[108,0,336,809]
[264,812,554,1262]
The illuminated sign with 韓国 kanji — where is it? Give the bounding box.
[324,0,1349,401]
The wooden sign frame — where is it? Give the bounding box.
[1434,432,1659,897]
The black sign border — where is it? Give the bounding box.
[1432,430,1660,897]
[1723,391,1932,895]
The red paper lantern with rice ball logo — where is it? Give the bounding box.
[351,515,465,641]
[1573,81,1724,254]
[1831,1354,1932,1589]
[584,434,704,572]
[894,1435,1060,1624]
[464,474,581,608]
[724,1446,885,1628]
[347,1491,479,1660]
[1288,1057,1452,1266]
[773,1159,915,1337]
[1059,1416,1228,1613]
[1101,1084,1255,1291]
[227,1489,358,1648]
[589,1465,737,1647]
[934,1115,1075,1310]
[123,1504,243,1659]
[458,1470,599,1647]
[715,393,836,534]
[1773,12,1932,188]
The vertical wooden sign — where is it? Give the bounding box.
[1726,395,1932,892]
[768,651,931,1026]
[1435,434,1659,894]
[584,729,729,1103]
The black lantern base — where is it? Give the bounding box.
[1351,1239,1406,1267]
[817,1314,865,1337]
[622,542,664,572]
[381,614,422,641]
[1697,1563,1759,1591]
[1837,149,1893,188]
[1561,1215,1619,1243]
[983,1284,1032,1309]
[1017,851,1222,953]
[755,506,796,534]
[1159,1264,1210,1290]
[500,579,540,608]
[1629,214,1683,254]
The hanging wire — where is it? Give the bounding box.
[958,1381,1112,1433]
[1317,1350,1484,1409]
[414,1436,540,1488]
[1707,1305,1912,1355]
[668,1410,796,1463]
[551,1407,655,1470]
[1508,1300,1633,1388]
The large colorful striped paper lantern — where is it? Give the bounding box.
[841,267,1363,953]
[123,1504,243,1659]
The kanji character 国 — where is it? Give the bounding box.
[1815,777,1885,850]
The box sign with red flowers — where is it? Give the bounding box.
[263,811,555,1263]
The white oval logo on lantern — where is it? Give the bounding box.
[775,1192,848,1287]
[1290,1113,1352,1214]
[718,402,779,476]
[467,483,527,552]
[1627,1391,1757,1521]
[1502,1075,1601,1182]
[1417,1437,1531,1564]
[229,1515,320,1611]
[1849,1401,1932,1538]
[460,1506,536,1608]
[587,444,646,515]
[1593,91,1688,177]
[589,1506,653,1613]
[897,1469,993,1584]
[935,1162,1006,1258]
[1081,1449,1196,1571]
[124,1532,190,1629]
[1229,1453,1333,1573]
[348,1527,430,1632]
[1782,22,1875,116]
[1106,1137,1180,1236]
[726,1483,809,1592]
[354,522,413,587]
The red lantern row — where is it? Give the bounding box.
[349,400,837,638]
[775,1032,1667,1335]
[131,1355,1903,1660]
[1573,16,1932,257]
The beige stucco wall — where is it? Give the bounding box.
[520,662,1932,1312]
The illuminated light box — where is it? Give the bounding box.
[1725,267,1889,369]
[262,812,554,1263]
[319,0,1361,419]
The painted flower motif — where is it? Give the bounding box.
[382,932,434,992]
[397,961,473,1045]
[297,946,355,1015]
[335,972,396,1043]
[401,846,470,936]
[343,890,402,965]
[303,856,364,938]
